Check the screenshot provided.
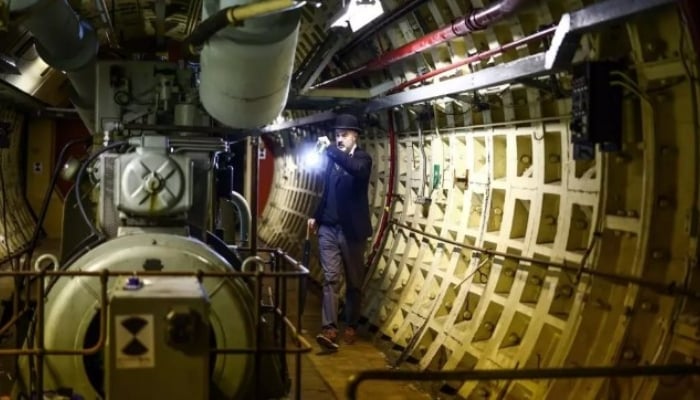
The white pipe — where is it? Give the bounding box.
[229,190,252,245]
[199,0,301,129]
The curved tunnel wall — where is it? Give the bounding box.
[259,1,699,399]
[0,109,36,265]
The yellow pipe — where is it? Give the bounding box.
[227,0,301,24]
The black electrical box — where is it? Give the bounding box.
[570,61,623,160]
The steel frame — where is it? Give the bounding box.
[3,247,311,400]
[263,0,677,132]
[391,220,700,300]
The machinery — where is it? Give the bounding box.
[4,0,306,398]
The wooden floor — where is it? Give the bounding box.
[286,282,432,400]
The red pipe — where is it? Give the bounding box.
[388,25,556,94]
[366,111,397,269]
[312,0,529,89]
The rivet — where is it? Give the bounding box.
[529,276,542,286]
[493,207,503,216]
[520,155,531,164]
[594,298,610,309]
[463,310,473,320]
[622,348,637,361]
[392,325,399,332]
[483,322,494,332]
[626,210,638,218]
[660,146,673,156]
[614,155,628,164]
[640,301,656,312]
[548,154,561,163]
[651,250,667,260]
[504,268,515,277]
[506,333,521,346]
[545,215,557,225]
[574,219,588,230]
[445,302,453,311]
[559,285,573,298]
[429,293,436,300]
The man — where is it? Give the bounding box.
[308,114,373,351]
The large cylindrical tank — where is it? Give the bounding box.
[199,0,301,129]
[16,233,282,399]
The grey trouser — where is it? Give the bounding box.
[318,224,366,329]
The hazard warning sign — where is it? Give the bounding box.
[114,314,155,368]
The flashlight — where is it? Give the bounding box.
[303,149,322,168]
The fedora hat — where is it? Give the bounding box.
[332,114,362,134]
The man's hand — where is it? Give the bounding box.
[315,136,331,153]
[307,218,317,236]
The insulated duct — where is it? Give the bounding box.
[198,0,302,129]
[10,0,98,133]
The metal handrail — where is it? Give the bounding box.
[4,246,310,399]
[389,220,700,300]
[346,364,700,400]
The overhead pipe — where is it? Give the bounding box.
[95,0,118,48]
[11,0,99,133]
[194,0,305,129]
[311,0,531,90]
[229,191,252,245]
[388,25,556,94]
[337,0,431,58]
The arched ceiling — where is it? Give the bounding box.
[0,0,586,111]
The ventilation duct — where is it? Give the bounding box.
[10,0,98,133]
[197,0,303,129]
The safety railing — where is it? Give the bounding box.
[389,220,700,300]
[0,247,311,400]
[345,364,700,399]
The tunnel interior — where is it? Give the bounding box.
[0,0,698,399]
